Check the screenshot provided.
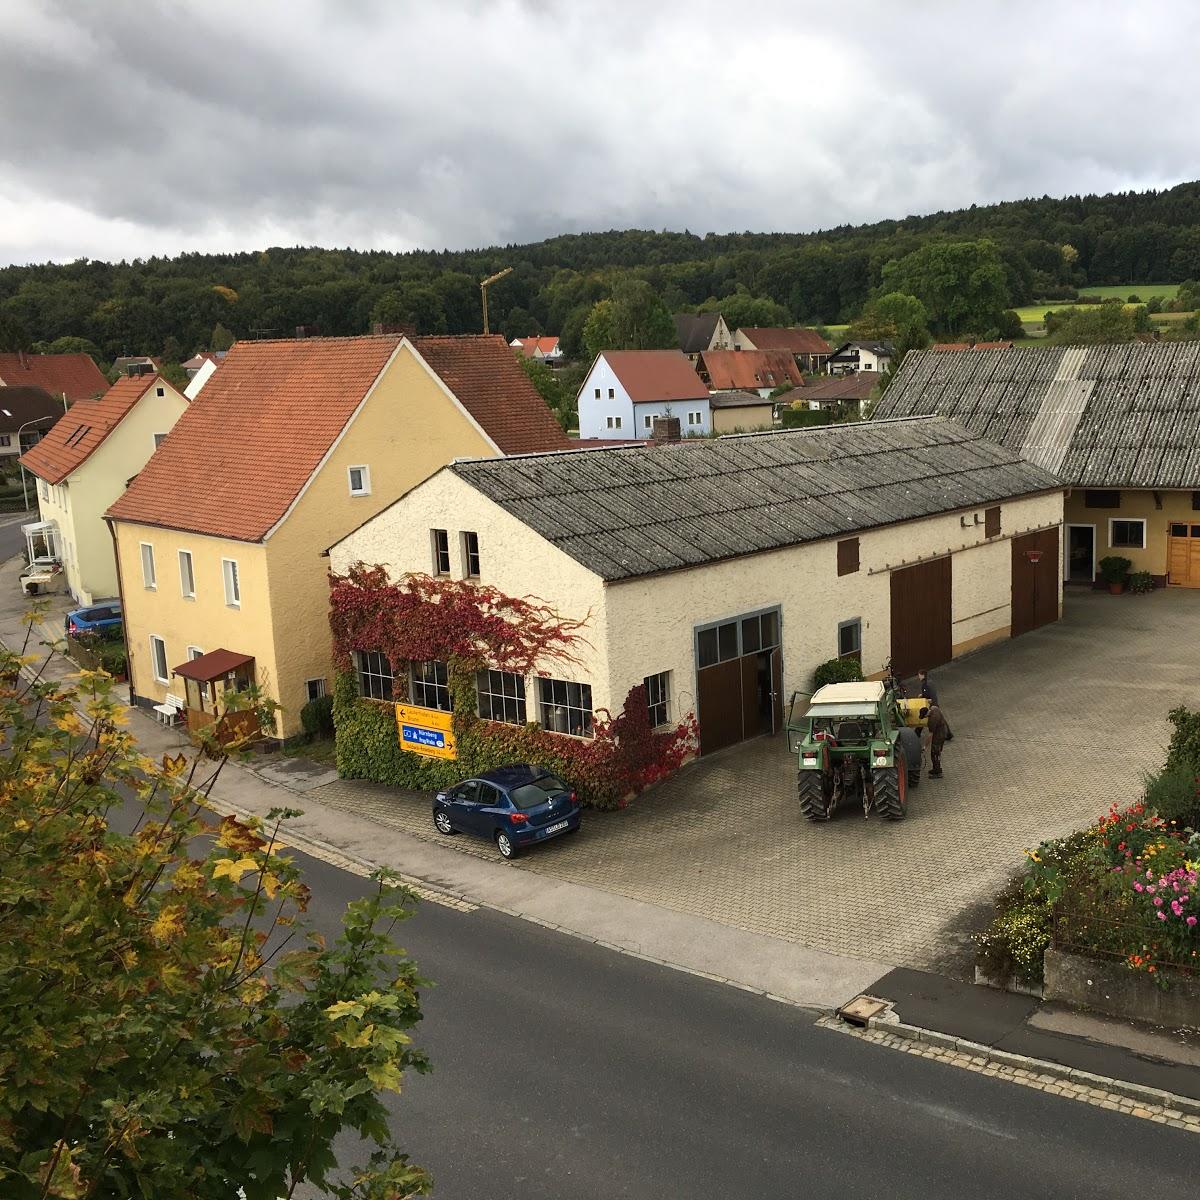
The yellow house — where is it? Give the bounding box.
[105,334,567,739]
[20,373,189,605]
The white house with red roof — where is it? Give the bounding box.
[577,350,712,440]
[510,335,563,363]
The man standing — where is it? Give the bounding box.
[926,704,948,778]
[918,669,953,740]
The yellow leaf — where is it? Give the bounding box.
[365,1060,404,1093]
[342,1023,375,1048]
[150,903,186,944]
[260,871,280,899]
[212,856,260,883]
[325,1000,363,1021]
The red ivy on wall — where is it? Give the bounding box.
[327,564,698,808]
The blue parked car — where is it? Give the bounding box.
[65,602,123,638]
[433,764,581,859]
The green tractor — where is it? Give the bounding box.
[785,681,925,822]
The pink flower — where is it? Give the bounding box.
[1171,901,1184,916]
[1154,897,1164,906]
[1188,916,1198,927]
[1157,911,1168,921]
[1134,882,1144,892]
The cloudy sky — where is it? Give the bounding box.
[2,0,1196,266]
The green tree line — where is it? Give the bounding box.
[5,182,1200,362]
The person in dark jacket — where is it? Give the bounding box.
[918,669,953,740]
[925,704,948,778]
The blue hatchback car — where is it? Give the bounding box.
[65,602,123,638]
[433,764,581,859]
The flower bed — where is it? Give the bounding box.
[976,707,1200,990]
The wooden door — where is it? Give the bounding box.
[889,557,953,678]
[1168,523,1200,587]
[697,659,744,756]
[1011,528,1060,636]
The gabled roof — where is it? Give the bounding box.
[598,350,710,403]
[107,334,568,542]
[0,386,64,433]
[673,313,722,354]
[182,351,228,370]
[448,416,1060,582]
[699,349,804,391]
[0,352,109,403]
[874,341,1200,488]
[795,373,881,403]
[709,390,773,409]
[737,327,831,355]
[511,336,560,358]
[20,373,166,484]
[831,340,895,357]
[932,343,971,352]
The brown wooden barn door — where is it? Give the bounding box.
[889,558,952,678]
[1011,528,1060,635]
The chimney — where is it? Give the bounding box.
[18,349,26,369]
[650,416,681,445]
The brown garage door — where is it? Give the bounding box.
[890,557,952,678]
[1011,528,1060,636]
[696,659,744,756]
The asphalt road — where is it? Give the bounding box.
[0,511,33,563]
[108,799,1197,1199]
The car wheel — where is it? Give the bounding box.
[495,830,519,859]
[434,809,455,835]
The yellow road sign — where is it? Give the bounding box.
[395,703,457,760]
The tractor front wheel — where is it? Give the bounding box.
[872,762,908,821]
[798,769,833,822]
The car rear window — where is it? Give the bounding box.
[509,775,570,809]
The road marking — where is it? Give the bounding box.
[816,1015,1200,1134]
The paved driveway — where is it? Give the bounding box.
[311,587,1200,974]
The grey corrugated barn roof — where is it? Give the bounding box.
[450,416,1060,582]
[875,341,1200,488]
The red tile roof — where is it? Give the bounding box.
[737,327,831,355]
[513,335,560,358]
[20,373,163,484]
[0,352,109,403]
[793,372,881,402]
[698,349,804,392]
[107,334,568,542]
[600,350,710,403]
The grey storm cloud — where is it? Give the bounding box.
[1,0,1197,265]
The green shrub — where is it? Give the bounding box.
[1166,706,1200,774]
[780,408,834,429]
[1127,570,1154,593]
[1142,764,1200,830]
[975,895,1051,986]
[1098,554,1132,583]
[812,657,863,690]
[300,693,335,738]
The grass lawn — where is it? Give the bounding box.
[1014,284,1190,333]
[281,734,337,767]
[823,324,849,340]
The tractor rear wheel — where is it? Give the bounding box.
[872,762,908,821]
[798,770,832,822]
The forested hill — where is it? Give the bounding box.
[4,181,1200,362]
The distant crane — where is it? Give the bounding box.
[479,267,513,335]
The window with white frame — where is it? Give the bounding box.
[431,528,450,575]
[644,414,653,430]
[40,479,48,501]
[593,387,601,399]
[221,558,240,607]
[348,465,371,496]
[305,677,327,702]
[644,671,671,728]
[461,531,480,578]
[187,645,204,660]
[538,677,594,738]
[178,549,195,598]
[149,635,169,683]
[410,660,452,712]
[1109,518,1145,549]
[838,617,862,661]
[688,410,703,426]
[153,432,168,449]
[354,650,393,701]
[607,388,615,399]
[476,668,527,725]
[140,542,156,589]
[606,416,622,430]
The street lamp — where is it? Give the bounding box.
[17,414,58,512]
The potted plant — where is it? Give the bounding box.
[1127,570,1154,594]
[1098,554,1132,594]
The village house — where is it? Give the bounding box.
[577,350,713,439]
[0,385,65,461]
[182,350,228,379]
[708,391,775,433]
[510,335,563,364]
[0,350,109,404]
[696,349,804,397]
[329,417,1063,760]
[673,313,733,361]
[791,371,881,417]
[734,327,831,373]
[876,341,1200,588]
[829,339,895,375]
[105,334,567,739]
[20,373,189,605]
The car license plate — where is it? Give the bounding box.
[545,820,569,835]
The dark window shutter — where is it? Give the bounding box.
[984,506,1001,538]
[837,537,860,576]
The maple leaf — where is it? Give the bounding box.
[211,856,260,884]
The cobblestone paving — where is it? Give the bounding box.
[310,588,1200,972]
